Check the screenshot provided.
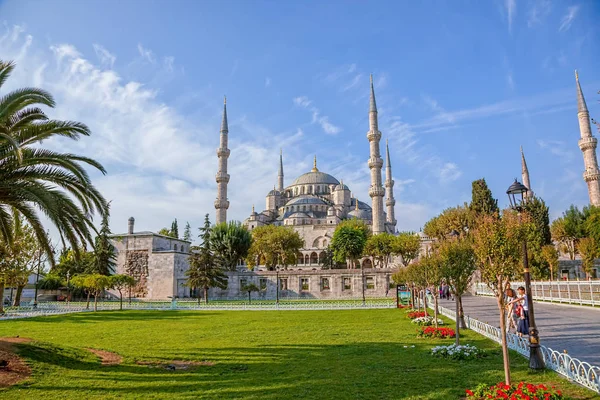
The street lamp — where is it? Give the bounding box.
[66,271,71,307]
[506,179,545,370]
[275,266,280,305]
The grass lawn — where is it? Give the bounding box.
[0,309,596,399]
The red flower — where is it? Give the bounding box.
[465,389,474,396]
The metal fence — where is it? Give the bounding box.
[474,281,600,307]
[429,302,600,393]
[0,298,396,320]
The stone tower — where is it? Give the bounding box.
[215,96,230,224]
[367,75,385,234]
[278,148,284,192]
[385,139,397,230]
[520,146,533,199]
[575,71,600,206]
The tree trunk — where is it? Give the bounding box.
[455,295,460,346]
[497,295,511,385]
[458,295,467,329]
[423,290,429,316]
[86,292,90,310]
[433,294,439,328]
[204,286,209,304]
[119,290,123,311]
[13,285,24,306]
[197,288,201,305]
[0,283,5,314]
[94,293,98,312]
[248,291,251,303]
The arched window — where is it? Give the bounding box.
[315,186,320,194]
[362,258,373,269]
[301,186,305,194]
[310,252,318,265]
[173,244,178,251]
[308,186,312,194]
[304,254,309,264]
[322,239,327,247]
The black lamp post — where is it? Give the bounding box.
[275,266,280,305]
[506,179,545,370]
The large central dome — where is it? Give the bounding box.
[292,171,340,186]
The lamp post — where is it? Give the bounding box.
[66,271,71,307]
[275,266,280,305]
[506,179,545,370]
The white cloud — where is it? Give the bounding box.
[505,0,516,33]
[559,5,580,32]
[293,96,342,135]
[507,71,515,90]
[438,163,462,182]
[527,0,551,27]
[537,139,575,161]
[163,56,174,72]
[93,44,116,68]
[137,43,155,63]
[265,77,271,87]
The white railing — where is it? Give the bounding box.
[474,281,600,307]
[0,299,396,319]
[430,302,600,394]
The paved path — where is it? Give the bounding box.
[456,295,600,366]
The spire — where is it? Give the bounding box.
[384,138,397,229]
[575,70,588,114]
[369,74,377,113]
[355,198,359,211]
[521,146,532,199]
[220,96,228,133]
[385,139,391,170]
[311,155,319,172]
[277,148,284,191]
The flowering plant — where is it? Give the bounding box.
[465,382,564,399]
[431,344,484,360]
[411,316,444,326]
[406,311,427,319]
[417,326,455,339]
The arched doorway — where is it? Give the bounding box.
[362,258,373,269]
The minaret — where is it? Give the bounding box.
[215,96,230,224]
[385,139,397,230]
[367,74,385,234]
[520,146,533,199]
[575,71,600,206]
[277,148,284,192]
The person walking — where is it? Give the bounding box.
[504,288,518,333]
[507,286,529,337]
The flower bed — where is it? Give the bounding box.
[431,344,484,360]
[417,326,455,339]
[406,311,427,319]
[411,316,444,326]
[466,382,564,399]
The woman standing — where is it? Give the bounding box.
[507,286,529,337]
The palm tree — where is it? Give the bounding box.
[0,60,108,260]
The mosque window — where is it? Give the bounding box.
[300,278,309,291]
[343,277,352,290]
[173,244,178,251]
[259,278,267,291]
[321,277,330,291]
[366,277,375,290]
[280,278,288,291]
[240,279,248,291]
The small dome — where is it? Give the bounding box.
[285,195,328,206]
[268,189,281,196]
[288,212,310,219]
[334,183,349,191]
[292,171,340,186]
[348,209,371,220]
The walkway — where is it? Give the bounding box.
[458,295,600,366]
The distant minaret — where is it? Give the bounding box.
[215,96,230,224]
[575,71,600,206]
[520,146,533,199]
[367,75,385,234]
[277,148,284,192]
[385,139,397,230]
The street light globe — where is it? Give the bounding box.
[506,179,528,210]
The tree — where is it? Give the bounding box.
[551,205,585,260]
[246,225,303,270]
[51,247,95,278]
[330,219,369,268]
[86,274,110,312]
[522,197,552,279]
[0,60,108,263]
[392,232,422,267]
[242,283,259,303]
[541,245,559,281]
[577,237,597,280]
[70,275,92,309]
[319,246,337,269]
[471,210,528,385]
[109,274,135,310]
[363,233,394,268]
[92,206,116,275]
[37,274,64,290]
[210,221,253,271]
[438,237,476,343]
[185,214,227,303]
[170,218,179,239]
[423,205,473,241]
[469,178,499,216]
[183,222,192,242]
[158,228,173,237]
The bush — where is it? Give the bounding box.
[411,316,444,326]
[431,344,484,360]
[406,311,427,319]
[417,326,455,339]
[466,382,564,399]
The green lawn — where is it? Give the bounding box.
[0,310,595,399]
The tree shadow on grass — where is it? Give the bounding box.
[8,341,592,400]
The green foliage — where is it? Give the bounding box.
[522,197,552,279]
[210,221,253,271]
[438,238,476,299]
[423,205,473,240]
[393,232,422,266]
[51,247,95,278]
[363,233,394,268]
[170,218,179,239]
[183,222,192,242]
[109,274,136,310]
[330,219,369,267]
[92,205,116,275]
[577,237,597,279]
[246,225,303,269]
[541,245,559,281]
[158,227,172,237]
[241,283,260,303]
[71,273,110,311]
[0,59,108,263]
[469,178,499,216]
[584,206,600,249]
[37,273,65,290]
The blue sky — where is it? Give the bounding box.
[1,0,599,242]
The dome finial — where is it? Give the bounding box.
[311,155,319,172]
[252,204,255,213]
[355,198,359,211]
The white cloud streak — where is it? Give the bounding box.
[293,96,342,135]
[137,43,155,63]
[93,44,116,68]
[505,0,516,33]
[559,5,580,32]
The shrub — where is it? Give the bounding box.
[466,382,564,399]
[417,326,455,339]
[406,311,427,319]
[411,316,444,326]
[431,344,484,360]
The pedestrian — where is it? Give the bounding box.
[507,286,529,337]
[504,288,518,333]
[444,284,451,301]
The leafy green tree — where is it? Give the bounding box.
[37,274,64,290]
[210,221,253,271]
[51,247,95,278]
[185,214,227,303]
[330,219,369,268]
[577,237,597,280]
[92,206,116,275]
[319,246,337,269]
[158,227,173,237]
[541,245,559,281]
[71,274,109,311]
[551,205,586,260]
[109,274,135,310]
[471,210,529,385]
[469,178,499,216]
[246,225,303,270]
[170,218,179,239]
[242,283,260,303]
[0,60,108,263]
[364,233,394,268]
[70,275,92,309]
[183,222,192,242]
[522,197,552,279]
[392,232,422,267]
